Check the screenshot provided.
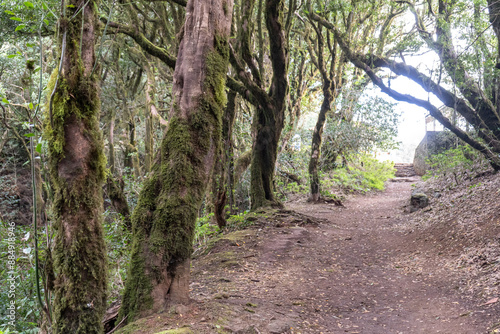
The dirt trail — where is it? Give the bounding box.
[136,180,498,334]
[284,181,492,333]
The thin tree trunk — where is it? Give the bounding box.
[0,129,9,156]
[308,93,332,201]
[108,110,116,174]
[144,63,156,173]
[213,90,237,228]
[44,0,107,331]
[124,115,141,178]
[307,23,338,202]
[119,0,233,322]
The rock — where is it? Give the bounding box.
[267,320,294,334]
[172,304,189,315]
[410,191,429,209]
[413,131,456,176]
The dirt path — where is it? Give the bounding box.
[282,181,493,333]
[130,180,498,333]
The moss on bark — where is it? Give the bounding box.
[43,0,108,332]
[119,0,233,322]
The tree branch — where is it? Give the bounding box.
[103,19,176,69]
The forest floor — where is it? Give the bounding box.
[116,174,500,334]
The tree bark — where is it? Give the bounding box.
[213,90,237,228]
[106,175,131,230]
[144,61,156,174]
[44,0,107,332]
[249,0,289,209]
[306,22,337,202]
[119,0,233,322]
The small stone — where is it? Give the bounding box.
[268,320,293,334]
[173,304,189,315]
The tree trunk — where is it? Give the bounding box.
[106,175,131,230]
[308,95,331,201]
[306,23,337,202]
[250,0,289,210]
[250,105,283,209]
[108,109,116,174]
[119,0,233,322]
[213,90,237,228]
[144,62,156,174]
[44,0,107,332]
[124,116,141,178]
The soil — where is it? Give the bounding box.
[115,176,500,334]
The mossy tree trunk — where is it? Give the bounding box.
[44,0,107,332]
[119,0,233,321]
[229,0,289,210]
[144,62,155,174]
[108,109,116,173]
[306,22,339,202]
[251,0,289,209]
[213,90,237,228]
[124,116,141,178]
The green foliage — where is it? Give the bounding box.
[321,94,400,170]
[0,220,51,333]
[325,154,395,193]
[423,145,489,185]
[226,210,254,230]
[102,210,131,304]
[193,213,220,250]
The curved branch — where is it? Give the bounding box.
[103,19,177,69]
[229,43,270,106]
[226,76,258,106]
[349,54,500,169]
[311,9,500,147]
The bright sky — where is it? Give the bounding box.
[376,51,444,163]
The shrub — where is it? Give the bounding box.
[325,154,395,193]
[423,145,489,185]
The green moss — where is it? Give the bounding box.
[113,316,151,334]
[155,328,193,334]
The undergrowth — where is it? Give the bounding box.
[423,145,490,186]
[0,220,45,334]
[322,154,395,194]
